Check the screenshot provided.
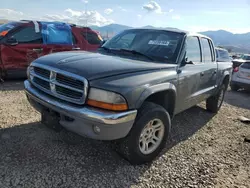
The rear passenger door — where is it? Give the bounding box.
[198,37,217,99]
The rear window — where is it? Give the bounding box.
[241,62,250,69]
[217,49,230,61]
[82,32,102,45]
[242,55,250,60]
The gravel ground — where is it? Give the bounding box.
[0,80,250,188]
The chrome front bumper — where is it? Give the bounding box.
[24,80,137,140]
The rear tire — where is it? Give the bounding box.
[115,102,171,165]
[206,84,226,113]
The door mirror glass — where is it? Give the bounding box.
[6,37,18,46]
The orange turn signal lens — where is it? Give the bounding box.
[87,99,128,111]
[0,30,8,36]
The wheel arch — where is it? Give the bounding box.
[220,71,231,89]
[136,83,177,118]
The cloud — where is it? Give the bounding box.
[137,14,142,19]
[0,8,113,27]
[0,9,24,20]
[172,15,180,20]
[104,8,113,15]
[169,9,174,13]
[81,0,88,3]
[142,1,165,14]
[45,9,114,26]
[118,6,127,12]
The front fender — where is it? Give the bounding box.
[136,82,177,109]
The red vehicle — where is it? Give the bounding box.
[0,20,103,79]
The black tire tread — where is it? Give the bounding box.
[206,84,226,113]
[115,102,171,165]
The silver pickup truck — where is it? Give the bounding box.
[24,28,232,164]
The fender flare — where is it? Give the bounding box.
[219,70,231,87]
[136,82,177,109]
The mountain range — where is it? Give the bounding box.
[90,24,250,54]
[1,19,249,53]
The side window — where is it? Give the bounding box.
[201,38,212,63]
[82,32,102,45]
[11,26,42,44]
[186,36,201,63]
[209,40,215,61]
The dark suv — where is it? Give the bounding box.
[0,20,103,79]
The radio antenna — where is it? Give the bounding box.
[84,0,88,51]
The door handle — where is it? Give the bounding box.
[33,48,43,53]
[200,72,204,76]
[72,47,81,50]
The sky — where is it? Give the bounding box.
[1,0,250,33]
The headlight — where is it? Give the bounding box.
[27,66,31,79]
[87,88,128,111]
[26,65,34,80]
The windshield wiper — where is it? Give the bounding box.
[119,49,155,61]
[99,46,111,51]
[98,46,116,55]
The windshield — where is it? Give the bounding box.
[101,29,184,63]
[0,22,19,37]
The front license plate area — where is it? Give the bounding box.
[41,109,63,132]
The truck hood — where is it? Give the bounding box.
[33,51,177,80]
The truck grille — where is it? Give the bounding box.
[30,64,88,104]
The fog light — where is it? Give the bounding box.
[93,125,101,134]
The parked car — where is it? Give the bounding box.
[0,20,103,79]
[232,54,250,69]
[24,28,232,165]
[230,61,250,91]
[215,47,231,62]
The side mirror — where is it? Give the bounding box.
[181,57,193,66]
[101,40,107,45]
[6,37,18,46]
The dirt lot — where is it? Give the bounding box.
[0,80,249,188]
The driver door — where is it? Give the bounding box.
[1,25,44,77]
[175,36,203,113]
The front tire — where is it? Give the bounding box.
[115,102,171,165]
[206,83,226,113]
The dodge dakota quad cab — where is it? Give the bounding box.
[0,20,102,79]
[24,28,232,165]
